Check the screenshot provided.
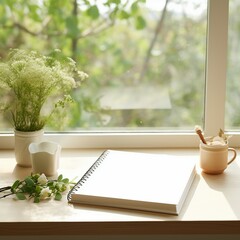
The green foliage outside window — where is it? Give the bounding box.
[0,0,208,131]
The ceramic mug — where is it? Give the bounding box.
[29,141,61,176]
[199,140,237,174]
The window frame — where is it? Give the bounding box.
[0,0,236,149]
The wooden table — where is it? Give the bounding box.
[1,148,240,237]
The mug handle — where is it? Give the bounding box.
[228,148,237,165]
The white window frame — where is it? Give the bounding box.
[0,0,237,149]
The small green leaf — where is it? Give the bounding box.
[119,10,130,19]
[62,178,69,184]
[25,177,35,187]
[131,2,139,14]
[135,16,146,30]
[54,192,62,201]
[86,5,99,19]
[57,174,63,181]
[35,185,42,194]
[16,192,26,200]
[11,180,20,192]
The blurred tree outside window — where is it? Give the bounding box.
[0,0,207,132]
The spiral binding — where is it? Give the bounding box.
[67,150,110,201]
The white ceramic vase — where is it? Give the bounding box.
[14,129,44,167]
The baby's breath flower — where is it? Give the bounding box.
[0,48,88,131]
[78,71,88,80]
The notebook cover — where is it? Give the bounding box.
[67,150,196,215]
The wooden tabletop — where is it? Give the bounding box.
[1,148,240,236]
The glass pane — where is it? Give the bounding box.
[0,0,207,132]
[226,0,240,130]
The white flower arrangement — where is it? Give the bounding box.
[0,48,88,131]
[0,173,76,203]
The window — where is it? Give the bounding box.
[0,0,235,149]
[226,0,240,131]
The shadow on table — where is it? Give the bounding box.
[201,161,240,219]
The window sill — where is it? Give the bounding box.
[1,131,239,149]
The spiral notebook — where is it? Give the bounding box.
[67,150,196,215]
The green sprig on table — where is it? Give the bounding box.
[0,173,75,203]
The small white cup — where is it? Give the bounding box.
[199,139,237,174]
[29,141,61,176]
